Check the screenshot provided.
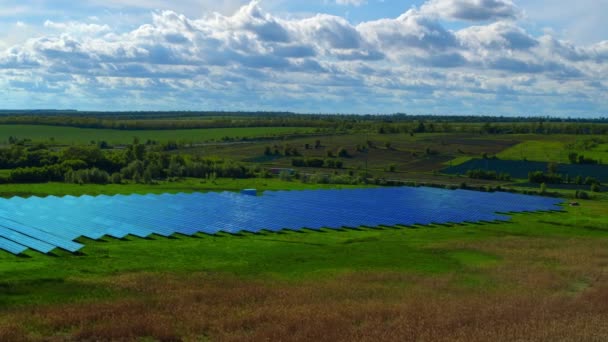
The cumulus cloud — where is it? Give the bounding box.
[0,0,606,115]
[421,0,521,21]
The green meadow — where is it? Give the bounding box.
[498,137,608,163]
[0,178,364,198]
[0,125,316,145]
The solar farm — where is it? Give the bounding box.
[0,187,564,256]
[0,116,606,341]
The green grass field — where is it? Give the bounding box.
[0,178,366,198]
[498,137,608,163]
[0,125,316,145]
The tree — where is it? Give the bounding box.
[575,190,590,199]
[111,172,122,184]
[547,162,558,174]
[540,182,547,194]
[168,160,184,177]
[337,147,349,158]
[414,121,426,133]
[143,168,153,184]
[584,177,598,185]
[133,171,142,184]
[126,139,146,161]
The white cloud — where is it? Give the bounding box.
[0,0,606,115]
[44,20,111,35]
[421,0,521,21]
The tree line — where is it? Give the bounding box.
[1,112,607,135]
[0,140,261,185]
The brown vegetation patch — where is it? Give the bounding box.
[2,263,608,342]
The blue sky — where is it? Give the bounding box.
[0,0,607,116]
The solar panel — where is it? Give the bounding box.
[0,217,84,253]
[0,187,564,256]
[0,225,57,254]
[0,235,28,255]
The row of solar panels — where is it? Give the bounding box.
[0,187,564,255]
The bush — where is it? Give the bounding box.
[575,190,590,199]
[528,171,563,184]
[591,183,601,192]
[279,170,292,181]
[584,177,599,185]
[292,158,325,168]
[325,159,343,169]
[337,147,349,157]
[466,169,511,181]
[65,168,110,184]
[111,172,122,184]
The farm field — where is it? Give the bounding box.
[182,132,519,175]
[442,158,608,182]
[497,137,608,163]
[0,125,317,145]
[0,197,607,340]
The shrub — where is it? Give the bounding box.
[292,158,325,168]
[337,147,349,158]
[528,171,563,184]
[584,177,599,185]
[65,168,110,184]
[466,169,510,181]
[111,172,122,184]
[279,170,292,181]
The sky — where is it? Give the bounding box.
[0,0,607,117]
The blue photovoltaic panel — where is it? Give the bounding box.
[0,225,57,254]
[0,236,28,255]
[0,187,564,255]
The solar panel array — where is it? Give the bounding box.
[0,187,564,255]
